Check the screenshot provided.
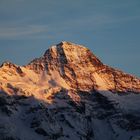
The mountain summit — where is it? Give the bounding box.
[0,42,140,140]
[0,41,140,96]
[26,41,140,93]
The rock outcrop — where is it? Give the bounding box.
[26,41,140,93]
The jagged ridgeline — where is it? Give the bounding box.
[0,41,140,140]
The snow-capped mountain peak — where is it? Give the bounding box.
[26,41,140,93]
[0,42,140,140]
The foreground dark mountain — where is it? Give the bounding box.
[0,41,140,140]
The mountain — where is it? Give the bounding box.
[0,41,140,140]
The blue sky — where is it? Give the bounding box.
[0,0,140,77]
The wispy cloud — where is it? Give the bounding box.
[0,0,140,40]
[0,25,48,39]
[47,13,140,33]
[0,12,139,40]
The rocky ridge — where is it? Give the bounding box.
[0,41,140,140]
[26,41,140,93]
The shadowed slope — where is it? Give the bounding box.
[0,41,140,140]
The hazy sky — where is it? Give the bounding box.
[0,0,140,77]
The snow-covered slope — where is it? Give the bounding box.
[0,41,140,140]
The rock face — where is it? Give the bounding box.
[26,41,140,93]
[0,41,140,140]
[26,42,103,91]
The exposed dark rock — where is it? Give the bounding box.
[35,128,48,136]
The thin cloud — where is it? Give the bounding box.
[48,14,140,32]
[0,25,48,39]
